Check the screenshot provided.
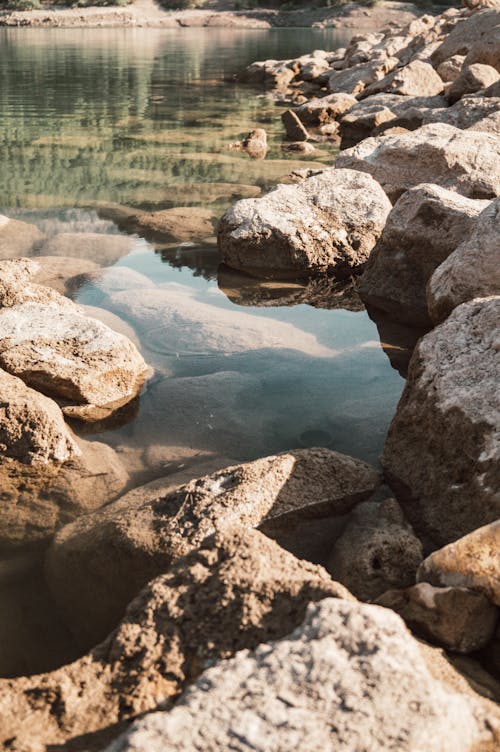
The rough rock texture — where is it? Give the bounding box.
[326,498,423,601]
[382,297,500,547]
[357,184,488,325]
[282,109,309,141]
[218,168,391,277]
[239,59,296,89]
[0,368,79,464]
[105,598,500,752]
[0,214,44,259]
[447,63,500,103]
[295,92,357,125]
[129,206,217,243]
[376,583,498,653]
[437,54,466,82]
[427,198,500,323]
[431,9,500,68]
[38,231,133,266]
[423,95,500,134]
[0,529,351,751]
[336,123,500,200]
[464,23,500,71]
[241,128,267,159]
[328,57,398,96]
[0,257,41,307]
[46,448,379,643]
[361,59,444,99]
[418,521,500,606]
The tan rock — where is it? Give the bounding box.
[239,59,296,89]
[418,521,500,606]
[38,231,133,266]
[427,198,500,322]
[328,57,398,96]
[437,54,466,82]
[382,297,500,546]
[0,257,40,308]
[447,63,500,103]
[32,254,99,296]
[129,206,217,243]
[46,448,379,643]
[464,26,500,71]
[431,9,500,68]
[282,108,309,141]
[0,528,351,751]
[295,92,357,125]
[0,214,44,260]
[361,60,444,99]
[423,94,500,134]
[241,128,267,159]
[336,123,500,200]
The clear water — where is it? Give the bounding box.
[0,27,405,676]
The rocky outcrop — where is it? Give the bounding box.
[0,214,44,259]
[382,296,500,547]
[357,184,488,325]
[446,63,500,103]
[295,92,357,125]
[418,521,500,606]
[0,528,351,751]
[376,582,498,653]
[427,198,500,323]
[46,449,379,643]
[335,123,500,200]
[431,8,500,68]
[422,94,500,134]
[105,598,500,752]
[218,168,391,277]
[326,497,423,601]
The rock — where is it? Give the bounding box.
[357,184,488,325]
[328,57,398,96]
[336,123,500,200]
[427,198,500,322]
[218,168,391,277]
[0,368,79,465]
[241,128,267,159]
[46,448,379,643]
[79,305,141,349]
[447,63,500,103]
[437,54,466,82]
[366,306,428,378]
[0,214,44,260]
[0,257,40,308]
[281,109,309,141]
[104,598,500,752]
[382,296,500,547]
[418,521,500,606]
[431,9,500,68]
[423,94,500,134]
[361,60,444,99]
[239,59,296,89]
[295,92,357,125]
[38,231,133,267]
[0,528,351,751]
[281,141,315,154]
[376,583,498,653]
[464,26,500,71]
[326,498,423,601]
[128,207,217,244]
[32,254,99,296]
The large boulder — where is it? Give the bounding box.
[361,60,444,99]
[218,168,391,277]
[427,198,500,323]
[295,92,357,126]
[328,57,398,96]
[446,63,500,103]
[45,449,380,643]
[431,9,500,68]
[326,498,423,601]
[0,214,44,259]
[418,521,500,606]
[357,184,488,325]
[464,25,500,71]
[382,296,500,547]
[0,528,351,751]
[336,122,500,200]
[105,598,500,752]
[423,94,500,134]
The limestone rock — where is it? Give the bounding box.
[464,25,500,71]
[418,521,500,606]
[336,123,500,200]
[437,54,466,82]
[38,231,133,266]
[0,214,44,260]
[431,9,500,68]
[358,184,488,325]
[241,128,267,159]
[326,498,423,601]
[427,198,500,322]
[328,57,398,96]
[239,59,296,89]
[447,63,500,103]
[361,60,444,99]
[218,168,391,277]
[0,368,79,465]
[105,598,500,752]
[377,583,498,653]
[295,93,357,125]
[423,94,500,134]
[0,529,351,751]
[46,448,379,643]
[0,257,40,308]
[282,109,309,141]
[382,297,500,546]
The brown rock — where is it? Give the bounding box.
[418,521,500,606]
[437,54,466,82]
[361,60,444,99]
[382,297,500,547]
[464,26,500,71]
[431,9,500,68]
[45,448,379,644]
[326,498,423,601]
[446,63,500,103]
[376,583,498,653]
[328,57,398,96]
[0,214,44,260]
[295,92,357,125]
[281,108,309,141]
[241,128,267,159]
[130,206,217,243]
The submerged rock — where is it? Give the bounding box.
[336,123,500,200]
[38,231,133,267]
[128,207,218,244]
[46,448,379,643]
[32,254,99,296]
[427,197,500,323]
[382,296,500,546]
[418,521,500,607]
[0,214,44,260]
[218,168,391,277]
[240,128,267,159]
[105,598,500,752]
[357,184,488,325]
[0,528,351,751]
[377,583,498,653]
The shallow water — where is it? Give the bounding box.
[0,27,405,676]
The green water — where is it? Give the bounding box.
[0,27,406,676]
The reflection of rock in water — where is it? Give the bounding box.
[218,265,364,311]
[157,243,221,281]
[366,304,429,377]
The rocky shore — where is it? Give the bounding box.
[0,0,499,750]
